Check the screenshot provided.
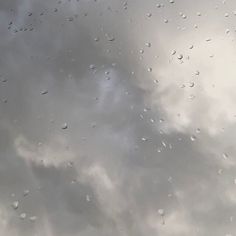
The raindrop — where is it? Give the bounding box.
[224,13,229,17]
[139,49,144,54]
[158,209,165,224]
[177,54,183,60]
[222,153,228,159]
[41,90,48,95]
[12,201,19,210]
[23,190,29,196]
[189,82,195,87]
[197,12,201,16]
[20,213,26,220]
[148,67,152,72]
[67,17,74,21]
[89,64,96,70]
[169,0,175,3]
[29,216,37,222]
[61,123,68,129]
[189,45,194,49]
[196,128,201,133]
[171,50,176,55]
[145,42,151,47]
[164,19,169,23]
[190,135,197,141]
[146,13,152,18]
[105,34,115,42]
[94,37,99,42]
[86,194,91,202]
[195,70,200,76]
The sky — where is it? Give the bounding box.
[1,0,236,235]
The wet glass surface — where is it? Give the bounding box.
[0,0,236,235]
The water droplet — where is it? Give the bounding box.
[190,135,197,141]
[177,54,183,60]
[62,123,68,129]
[195,70,200,76]
[12,201,19,210]
[23,190,29,196]
[94,37,99,42]
[141,137,148,141]
[169,0,175,3]
[197,12,201,16]
[158,209,165,216]
[67,17,74,21]
[156,4,161,8]
[164,19,169,23]
[225,13,229,17]
[29,216,37,222]
[148,67,152,72]
[206,38,212,42]
[158,209,165,224]
[86,194,91,202]
[189,45,194,49]
[189,82,195,87]
[89,64,96,70]
[105,34,115,42]
[145,42,151,47]
[41,90,48,95]
[196,128,201,133]
[146,13,152,18]
[20,213,26,220]
[222,153,229,159]
[139,49,144,54]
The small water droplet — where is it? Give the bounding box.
[105,34,115,42]
[19,213,26,220]
[222,153,229,159]
[177,54,183,60]
[12,201,19,210]
[29,216,37,222]
[41,90,48,95]
[190,135,197,141]
[189,82,195,87]
[86,194,91,202]
[23,190,29,196]
[62,123,68,129]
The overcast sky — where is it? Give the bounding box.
[1,0,236,235]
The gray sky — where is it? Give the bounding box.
[1,0,236,235]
